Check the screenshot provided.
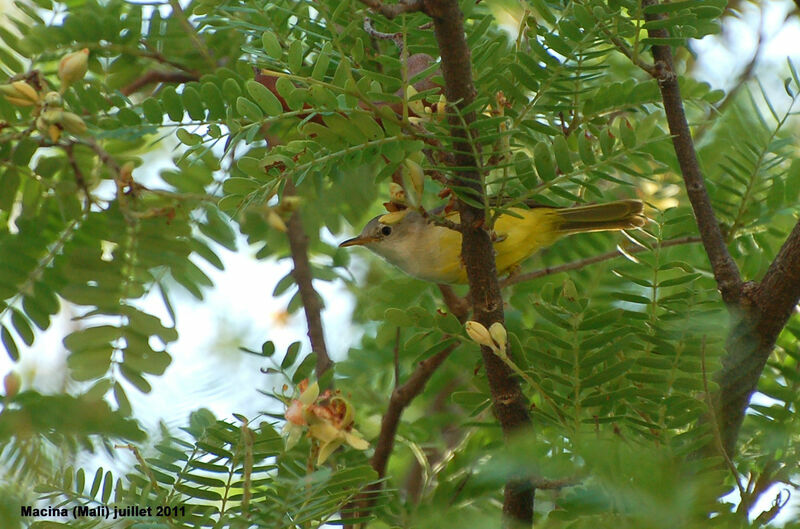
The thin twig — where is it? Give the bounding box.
[530,474,582,490]
[370,342,458,479]
[121,70,199,96]
[393,327,401,387]
[284,181,333,379]
[358,0,426,19]
[502,236,702,287]
[62,142,95,206]
[363,17,403,50]
[168,0,215,68]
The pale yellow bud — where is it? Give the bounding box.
[279,195,302,212]
[405,85,427,119]
[465,320,494,349]
[378,209,410,225]
[3,96,35,107]
[43,91,62,107]
[12,81,39,103]
[58,48,89,86]
[47,124,61,142]
[61,112,87,135]
[402,159,424,208]
[267,210,287,232]
[436,94,447,120]
[3,371,21,398]
[1,81,39,106]
[40,107,64,125]
[489,322,507,353]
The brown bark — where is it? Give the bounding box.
[424,0,533,524]
[642,0,800,457]
[285,181,333,379]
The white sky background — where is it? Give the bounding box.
[2,0,800,524]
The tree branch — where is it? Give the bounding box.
[121,70,199,96]
[642,0,743,306]
[284,181,333,379]
[424,0,532,524]
[370,342,457,479]
[358,0,426,19]
[642,0,800,458]
[717,220,800,453]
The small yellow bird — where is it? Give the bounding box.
[339,200,645,284]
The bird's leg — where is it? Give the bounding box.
[503,263,522,283]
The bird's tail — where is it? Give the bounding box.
[555,199,646,234]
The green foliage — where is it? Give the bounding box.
[0,0,798,528]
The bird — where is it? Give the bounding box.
[339,199,645,284]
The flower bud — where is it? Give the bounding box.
[435,94,447,120]
[279,195,302,212]
[402,159,424,208]
[378,209,410,225]
[43,91,62,107]
[58,48,89,86]
[1,81,39,106]
[3,371,21,398]
[47,124,61,142]
[489,322,507,353]
[267,210,287,232]
[61,112,87,135]
[465,320,494,349]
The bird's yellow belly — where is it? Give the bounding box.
[411,208,561,283]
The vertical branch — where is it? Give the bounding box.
[285,182,333,379]
[641,0,743,305]
[641,0,800,457]
[424,0,533,524]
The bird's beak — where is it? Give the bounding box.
[339,236,376,248]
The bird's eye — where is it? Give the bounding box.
[381,226,392,236]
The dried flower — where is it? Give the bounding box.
[281,380,369,464]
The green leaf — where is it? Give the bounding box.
[281,341,301,369]
[261,31,282,58]
[141,98,163,124]
[160,86,184,121]
[245,80,283,116]
[181,86,205,120]
[236,96,264,121]
[552,135,573,173]
[311,44,331,81]
[384,308,413,327]
[1,325,18,361]
[11,309,34,346]
[201,82,226,120]
[534,142,556,181]
[288,40,304,73]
